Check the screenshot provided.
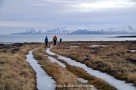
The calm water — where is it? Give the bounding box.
[0,34,136,43]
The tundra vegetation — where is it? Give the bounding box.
[0,43,41,90]
[51,41,136,87]
[33,45,116,90]
[1,41,135,90]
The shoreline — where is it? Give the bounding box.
[1,40,136,44]
[116,36,136,38]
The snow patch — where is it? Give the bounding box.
[77,78,88,83]
[90,45,107,48]
[70,46,79,48]
[130,50,136,52]
[47,56,66,68]
[46,47,136,90]
[26,50,56,90]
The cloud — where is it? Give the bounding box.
[31,0,136,13]
[0,0,5,9]
[0,21,45,27]
[46,0,136,3]
[32,3,47,6]
[70,0,136,12]
[0,0,136,31]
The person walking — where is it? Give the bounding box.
[45,36,48,46]
[60,38,62,44]
[53,35,57,45]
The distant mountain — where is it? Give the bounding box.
[46,28,70,34]
[70,26,136,35]
[70,29,107,35]
[11,26,136,35]
[11,29,45,35]
[11,28,70,35]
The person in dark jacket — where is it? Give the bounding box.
[53,35,57,45]
[60,38,62,44]
[45,36,48,46]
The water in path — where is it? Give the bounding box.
[26,50,56,90]
[46,46,136,90]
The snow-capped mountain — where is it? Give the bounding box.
[46,28,70,34]
[11,29,45,35]
[70,26,136,35]
[11,28,70,35]
[70,29,107,34]
[11,26,136,35]
[105,26,136,34]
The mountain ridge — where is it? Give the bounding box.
[11,26,136,35]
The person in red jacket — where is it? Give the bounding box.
[53,35,57,45]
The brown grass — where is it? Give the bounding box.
[54,58,117,90]
[39,45,116,90]
[51,41,136,86]
[0,43,41,90]
[33,46,91,90]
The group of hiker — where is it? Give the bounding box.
[44,35,62,46]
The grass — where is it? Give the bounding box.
[36,45,116,90]
[33,46,90,90]
[51,41,136,87]
[1,41,135,90]
[0,43,41,90]
[55,58,117,90]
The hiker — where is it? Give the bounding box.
[53,35,57,45]
[45,36,48,46]
[60,38,62,44]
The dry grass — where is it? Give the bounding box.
[51,41,136,86]
[33,46,91,90]
[54,58,116,90]
[0,43,41,90]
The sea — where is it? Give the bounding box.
[0,34,136,44]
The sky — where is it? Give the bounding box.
[0,0,136,34]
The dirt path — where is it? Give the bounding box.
[26,50,56,90]
[46,45,136,90]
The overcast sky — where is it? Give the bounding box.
[0,0,136,34]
